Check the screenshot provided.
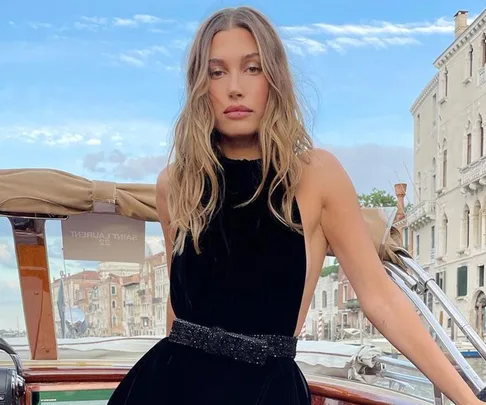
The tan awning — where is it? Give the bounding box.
[0,168,408,264]
[0,168,157,221]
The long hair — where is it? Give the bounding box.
[167,6,313,254]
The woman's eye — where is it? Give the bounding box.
[210,70,224,78]
[247,66,261,73]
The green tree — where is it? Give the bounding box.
[320,264,339,277]
[358,188,397,208]
[320,257,339,277]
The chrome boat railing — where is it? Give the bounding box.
[383,252,486,404]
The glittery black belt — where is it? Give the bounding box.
[167,318,297,365]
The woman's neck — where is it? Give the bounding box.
[217,133,261,161]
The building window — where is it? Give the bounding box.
[469,45,474,78]
[322,291,327,308]
[334,289,338,306]
[416,113,421,146]
[444,67,448,97]
[482,34,486,66]
[436,271,446,291]
[462,205,470,248]
[342,313,348,326]
[432,94,437,126]
[311,295,315,309]
[417,172,422,202]
[416,234,420,256]
[404,227,409,250]
[426,291,434,312]
[343,285,348,303]
[474,201,482,246]
[440,67,449,98]
[479,265,484,288]
[442,148,448,187]
[480,115,484,158]
[432,157,436,194]
[111,285,116,296]
[431,226,435,249]
[467,132,472,164]
[457,266,468,297]
[442,214,448,254]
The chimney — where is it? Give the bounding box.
[454,10,468,38]
[394,183,407,223]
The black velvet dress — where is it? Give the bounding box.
[107,155,311,404]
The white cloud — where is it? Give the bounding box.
[2,121,171,148]
[116,45,171,68]
[171,39,190,50]
[74,16,108,31]
[0,242,14,266]
[284,37,327,56]
[82,16,108,25]
[113,17,138,27]
[281,17,457,37]
[112,14,172,28]
[66,13,175,32]
[132,45,170,58]
[133,14,171,24]
[327,36,420,53]
[27,22,53,29]
[12,128,84,146]
[280,14,475,56]
[83,149,168,180]
[118,53,145,67]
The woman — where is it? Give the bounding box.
[108,6,484,405]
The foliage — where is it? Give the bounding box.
[358,188,397,208]
[321,264,339,277]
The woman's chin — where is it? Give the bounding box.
[215,125,259,139]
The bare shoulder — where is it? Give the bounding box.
[303,147,345,172]
[301,148,355,207]
[156,163,174,194]
[155,163,174,223]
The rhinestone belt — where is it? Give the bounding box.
[167,318,297,366]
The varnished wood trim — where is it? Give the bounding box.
[24,368,129,383]
[10,218,58,360]
[308,381,419,405]
[27,382,119,392]
[22,367,423,404]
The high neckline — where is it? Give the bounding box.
[218,152,262,166]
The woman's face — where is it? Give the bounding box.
[208,27,269,139]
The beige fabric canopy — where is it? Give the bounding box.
[0,168,158,221]
[0,168,408,264]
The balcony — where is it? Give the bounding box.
[407,200,436,230]
[460,157,486,193]
[344,298,360,310]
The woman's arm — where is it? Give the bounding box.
[156,165,176,335]
[315,149,481,405]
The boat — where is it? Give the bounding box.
[1,168,486,405]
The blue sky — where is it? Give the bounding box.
[1,1,485,331]
[2,0,484,188]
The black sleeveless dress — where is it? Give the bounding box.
[107,156,311,404]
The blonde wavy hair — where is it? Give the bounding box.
[167,6,313,254]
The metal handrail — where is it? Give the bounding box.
[400,255,486,360]
[383,254,486,399]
